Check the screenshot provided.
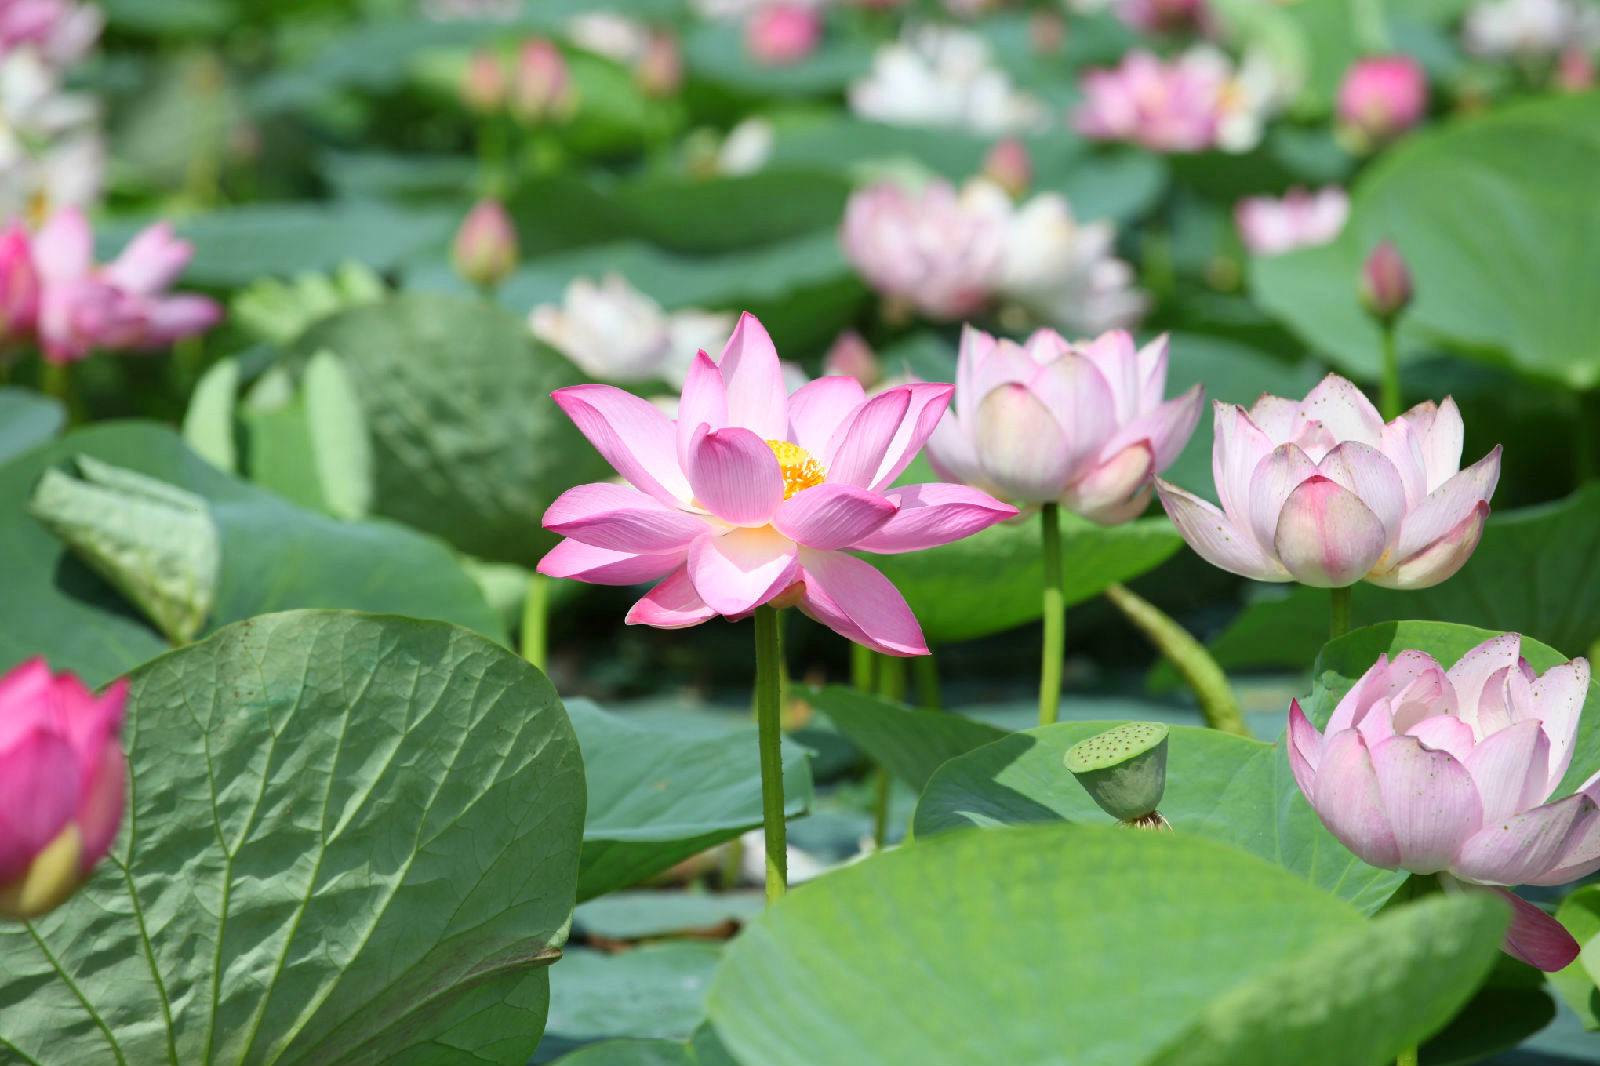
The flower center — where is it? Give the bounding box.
[766,439,826,499]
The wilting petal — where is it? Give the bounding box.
[774,484,896,551]
[1313,729,1402,869]
[1247,444,1318,554]
[1287,700,1324,800]
[1405,714,1477,765]
[853,483,1017,554]
[553,384,693,506]
[869,382,954,491]
[687,526,799,616]
[1273,476,1388,587]
[1027,354,1118,478]
[676,350,728,468]
[627,566,719,629]
[1211,402,1275,524]
[1298,374,1384,447]
[1156,480,1287,582]
[545,482,710,553]
[1454,792,1588,885]
[1439,879,1581,972]
[1527,659,1591,794]
[973,384,1074,502]
[717,312,789,440]
[797,549,927,656]
[1393,447,1501,563]
[538,539,685,586]
[788,376,867,457]
[1064,441,1154,525]
[1316,441,1407,549]
[1448,634,1524,734]
[685,425,785,526]
[1371,734,1482,873]
[1465,719,1552,823]
[825,387,912,490]
[0,729,80,881]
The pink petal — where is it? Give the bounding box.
[32,206,93,282]
[1298,374,1384,448]
[1527,795,1600,885]
[1405,714,1477,764]
[1378,416,1429,509]
[1454,792,1588,885]
[923,408,988,491]
[56,675,124,775]
[1447,634,1524,731]
[954,324,996,413]
[1064,441,1154,525]
[774,483,896,551]
[787,376,867,457]
[1075,329,1141,422]
[553,384,693,506]
[74,741,125,872]
[139,295,221,346]
[1211,402,1275,525]
[852,483,1017,553]
[971,336,1037,402]
[1248,394,1299,441]
[1528,659,1591,795]
[1026,354,1118,478]
[545,482,710,553]
[1368,501,1488,590]
[1272,475,1388,587]
[1485,884,1581,971]
[1156,480,1287,581]
[1287,699,1323,800]
[104,221,191,295]
[1393,447,1501,562]
[1313,729,1402,869]
[825,387,912,489]
[627,566,718,629]
[0,659,54,753]
[1371,734,1483,873]
[796,549,927,656]
[684,425,784,526]
[1465,719,1552,823]
[972,384,1074,502]
[717,312,788,440]
[0,728,80,882]
[1136,334,1170,410]
[1247,444,1318,555]
[1411,396,1466,492]
[675,349,729,469]
[1101,384,1203,473]
[867,382,953,491]
[687,526,799,616]
[1316,441,1407,549]
[538,539,685,585]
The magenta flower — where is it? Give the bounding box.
[926,326,1203,523]
[1337,56,1427,148]
[1074,49,1225,153]
[0,659,127,921]
[1157,376,1500,589]
[0,220,39,347]
[538,312,1017,656]
[1234,186,1350,257]
[745,3,822,66]
[1288,635,1597,970]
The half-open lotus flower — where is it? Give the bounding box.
[1156,375,1501,589]
[925,326,1202,523]
[539,312,1017,655]
[1287,635,1597,970]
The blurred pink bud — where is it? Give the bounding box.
[1337,56,1427,148]
[1360,240,1412,323]
[635,30,683,98]
[511,39,572,123]
[460,49,507,114]
[822,330,880,387]
[1234,186,1349,256]
[0,659,127,921]
[453,200,518,288]
[982,138,1032,199]
[745,4,822,66]
[0,221,39,347]
[1556,46,1595,92]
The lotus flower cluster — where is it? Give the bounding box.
[926,326,1202,523]
[530,273,734,386]
[1075,46,1285,154]
[0,209,221,361]
[0,658,126,921]
[1288,635,1597,970]
[1157,377,1501,589]
[849,25,1045,134]
[538,313,1017,655]
[0,0,103,222]
[1234,186,1350,257]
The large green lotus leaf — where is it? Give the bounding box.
[707,826,1504,1066]
[548,1026,734,1066]
[913,722,1405,912]
[1552,884,1600,1029]
[545,944,720,1049]
[573,891,763,941]
[870,512,1182,645]
[1252,94,1600,387]
[0,387,64,462]
[569,700,814,902]
[0,422,505,687]
[610,171,852,256]
[291,293,612,565]
[0,611,586,1065]
[806,685,1008,793]
[1308,622,1600,798]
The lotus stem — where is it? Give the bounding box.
[870,652,906,849]
[913,653,942,711]
[520,572,549,670]
[1378,320,1402,421]
[1329,586,1352,641]
[754,606,788,903]
[1103,583,1247,737]
[1039,502,1065,726]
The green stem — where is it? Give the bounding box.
[520,572,549,670]
[1103,583,1248,737]
[1329,586,1352,641]
[1378,321,1402,421]
[754,606,788,903]
[1039,503,1065,726]
[850,641,876,692]
[913,653,942,711]
[870,769,890,851]
[870,652,907,849]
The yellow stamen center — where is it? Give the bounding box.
[767,439,826,499]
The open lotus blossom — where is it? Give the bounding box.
[1075,46,1285,154]
[1157,376,1501,589]
[538,312,1018,655]
[530,273,734,386]
[1235,186,1350,256]
[0,0,101,67]
[849,25,1045,134]
[0,47,102,222]
[926,326,1202,523]
[0,658,127,921]
[1337,56,1426,148]
[1287,635,1597,970]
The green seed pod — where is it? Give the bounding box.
[1064,722,1170,823]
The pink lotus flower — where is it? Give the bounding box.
[840,180,1007,321]
[1337,56,1426,148]
[745,4,821,66]
[0,658,127,920]
[1360,240,1413,323]
[32,208,222,364]
[1288,635,1597,970]
[0,0,101,66]
[1157,376,1501,589]
[452,199,518,288]
[926,327,1203,523]
[0,219,39,346]
[1074,49,1225,153]
[538,313,1017,655]
[981,137,1031,199]
[511,39,573,123]
[460,49,507,114]
[1234,186,1350,256]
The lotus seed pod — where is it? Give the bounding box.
[1064,722,1169,822]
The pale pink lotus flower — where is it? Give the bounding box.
[511,39,574,124]
[538,313,1017,655]
[1076,46,1286,154]
[452,199,518,287]
[634,29,683,98]
[0,219,38,345]
[0,658,127,921]
[0,0,101,66]
[1156,376,1501,589]
[460,49,507,114]
[530,273,733,386]
[32,208,222,363]
[1234,186,1350,256]
[745,3,821,66]
[1337,56,1427,148]
[1287,635,1597,970]
[926,326,1202,523]
[849,25,1046,135]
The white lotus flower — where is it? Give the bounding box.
[849,26,1046,134]
[530,274,735,386]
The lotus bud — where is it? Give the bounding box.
[453,199,518,289]
[822,330,880,388]
[635,30,683,98]
[460,49,507,114]
[1337,56,1426,149]
[982,138,1031,199]
[1065,722,1170,827]
[1360,240,1412,325]
[1556,47,1595,92]
[0,221,39,347]
[511,39,573,124]
[745,4,822,67]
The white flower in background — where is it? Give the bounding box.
[530,273,735,386]
[1463,0,1600,57]
[1234,186,1350,256]
[0,48,101,222]
[567,10,652,63]
[1212,46,1294,153]
[716,117,776,175]
[850,25,1047,134]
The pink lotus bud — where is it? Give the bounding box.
[745,4,822,67]
[1286,634,1598,971]
[0,659,127,921]
[1360,240,1412,323]
[822,330,880,387]
[511,39,572,124]
[453,200,518,288]
[0,221,39,347]
[982,138,1032,199]
[1337,56,1427,148]
[460,49,507,114]
[635,30,683,98]
[1556,47,1595,92]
